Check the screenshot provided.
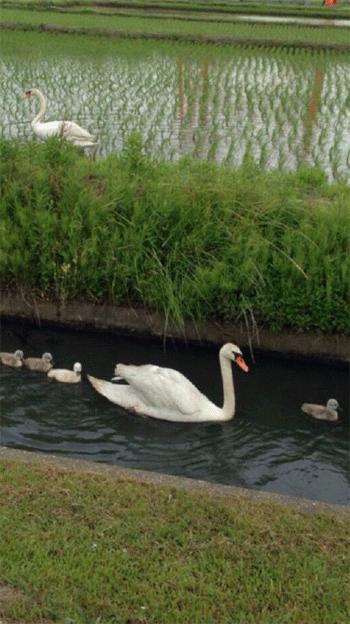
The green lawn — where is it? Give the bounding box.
[1,457,349,623]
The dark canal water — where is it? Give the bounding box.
[1,320,348,505]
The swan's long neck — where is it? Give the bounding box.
[31,89,46,127]
[219,353,236,420]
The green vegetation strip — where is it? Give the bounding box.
[3,0,350,19]
[0,457,349,623]
[3,0,350,26]
[1,135,349,333]
[1,5,350,48]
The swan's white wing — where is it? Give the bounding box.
[114,364,206,416]
[88,375,147,410]
[34,121,96,145]
[87,374,216,422]
[60,121,95,141]
[34,121,63,140]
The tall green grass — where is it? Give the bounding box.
[1,135,349,332]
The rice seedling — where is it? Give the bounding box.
[1,29,350,180]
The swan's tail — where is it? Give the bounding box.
[88,374,144,415]
[71,139,98,148]
[87,374,121,404]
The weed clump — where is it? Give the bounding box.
[0,135,348,332]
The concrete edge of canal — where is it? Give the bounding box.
[1,293,349,366]
[1,446,349,518]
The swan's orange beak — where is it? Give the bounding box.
[22,91,30,99]
[235,356,249,372]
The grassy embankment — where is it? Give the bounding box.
[1,135,349,333]
[1,0,350,48]
[0,457,349,623]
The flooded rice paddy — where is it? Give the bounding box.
[1,31,350,181]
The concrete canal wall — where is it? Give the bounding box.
[1,293,349,365]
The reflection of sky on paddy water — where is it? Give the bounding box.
[1,34,349,180]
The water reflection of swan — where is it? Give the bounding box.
[22,87,97,147]
[0,350,24,368]
[301,399,339,421]
[48,362,82,383]
[88,343,248,422]
[24,352,53,372]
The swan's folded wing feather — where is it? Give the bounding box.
[88,375,142,408]
[115,364,203,415]
[34,121,96,145]
[61,121,95,141]
[34,121,62,140]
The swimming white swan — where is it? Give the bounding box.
[87,343,248,422]
[48,362,82,383]
[301,399,339,422]
[22,87,97,147]
[24,352,53,372]
[0,350,24,368]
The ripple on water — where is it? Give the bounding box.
[0,322,349,504]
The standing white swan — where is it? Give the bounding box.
[87,343,248,422]
[22,87,97,147]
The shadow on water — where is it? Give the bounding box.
[1,319,349,505]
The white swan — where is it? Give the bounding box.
[301,399,339,422]
[48,362,82,383]
[22,87,97,147]
[88,343,248,422]
[0,350,24,368]
[24,352,53,372]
